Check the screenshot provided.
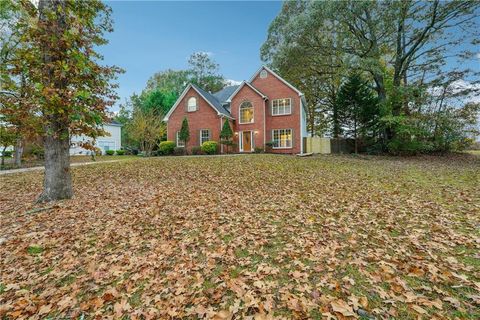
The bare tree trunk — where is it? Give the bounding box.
[1,146,6,167]
[14,137,23,166]
[38,120,72,202]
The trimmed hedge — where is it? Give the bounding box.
[159,141,175,155]
[201,141,218,155]
[2,150,13,157]
[116,149,125,155]
[105,150,115,155]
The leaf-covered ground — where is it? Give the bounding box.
[1,154,479,319]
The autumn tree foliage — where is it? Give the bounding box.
[126,108,166,157]
[261,0,480,154]
[1,0,121,201]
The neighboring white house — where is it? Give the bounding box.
[70,121,122,155]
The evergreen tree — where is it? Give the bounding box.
[336,73,379,153]
[219,120,233,152]
[179,117,190,147]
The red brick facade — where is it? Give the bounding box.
[166,87,222,148]
[165,67,306,154]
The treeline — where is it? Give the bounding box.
[116,52,228,155]
[261,0,480,154]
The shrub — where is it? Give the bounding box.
[173,147,186,156]
[265,141,274,152]
[191,146,203,155]
[2,150,12,157]
[159,141,175,155]
[201,141,218,155]
[105,150,115,155]
[254,147,264,153]
[116,149,125,155]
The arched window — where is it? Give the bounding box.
[239,101,254,124]
[187,97,197,112]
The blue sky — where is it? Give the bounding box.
[100,1,282,109]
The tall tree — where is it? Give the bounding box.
[145,69,190,95]
[2,0,121,201]
[261,0,480,152]
[188,52,225,92]
[336,73,379,153]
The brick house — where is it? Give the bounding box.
[164,66,308,154]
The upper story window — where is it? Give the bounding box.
[239,101,254,124]
[272,98,292,116]
[187,97,197,112]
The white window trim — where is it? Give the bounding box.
[272,129,293,149]
[176,131,185,147]
[239,101,254,124]
[187,97,197,112]
[271,98,292,116]
[199,129,210,146]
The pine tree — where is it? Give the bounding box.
[179,117,190,147]
[219,120,234,153]
[336,73,379,153]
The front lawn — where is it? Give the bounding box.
[0,154,479,319]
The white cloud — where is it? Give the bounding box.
[429,79,480,104]
[225,79,242,86]
[476,52,480,59]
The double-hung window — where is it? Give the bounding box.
[200,129,210,145]
[176,131,185,147]
[272,129,292,149]
[272,98,292,116]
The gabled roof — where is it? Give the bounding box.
[163,83,233,121]
[213,85,239,104]
[249,65,304,96]
[226,81,267,102]
[191,84,232,118]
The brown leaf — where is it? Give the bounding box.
[331,299,356,317]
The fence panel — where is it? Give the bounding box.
[304,137,331,154]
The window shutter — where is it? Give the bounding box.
[185,99,188,112]
[291,129,294,148]
[290,98,294,114]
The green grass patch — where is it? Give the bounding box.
[27,245,44,255]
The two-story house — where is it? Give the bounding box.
[164,66,308,154]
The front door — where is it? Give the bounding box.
[241,131,252,152]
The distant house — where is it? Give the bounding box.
[164,66,308,154]
[70,121,122,155]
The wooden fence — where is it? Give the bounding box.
[304,137,355,154]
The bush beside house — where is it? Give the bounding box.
[201,141,218,155]
[159,141,175,155]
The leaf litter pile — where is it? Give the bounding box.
[1,154,479,319]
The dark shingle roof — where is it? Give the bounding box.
[191,83,232,117]
[213,85,240,104]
